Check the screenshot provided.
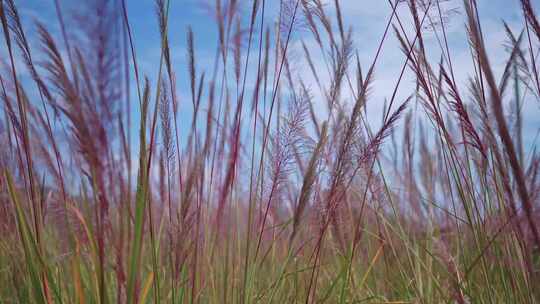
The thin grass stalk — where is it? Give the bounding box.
[465,0,540,250]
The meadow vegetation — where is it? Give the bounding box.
[1,0,540,302]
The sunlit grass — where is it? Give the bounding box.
[1,0,539,303]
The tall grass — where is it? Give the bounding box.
[1,0,540,303]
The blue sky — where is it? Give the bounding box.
[5,0,540,154]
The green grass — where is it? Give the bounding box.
[1,0,540,303]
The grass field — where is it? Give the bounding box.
[1,0,540,303]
